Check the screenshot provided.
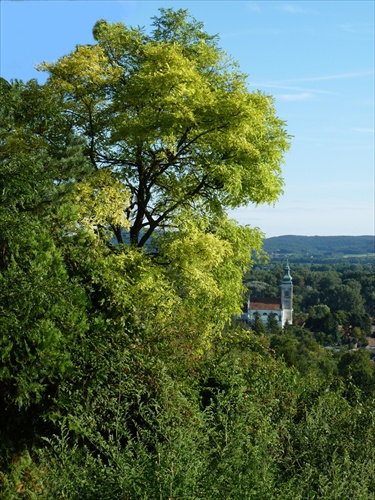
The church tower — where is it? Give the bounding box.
[280,262,293,326]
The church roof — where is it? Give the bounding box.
[250,298,281,311]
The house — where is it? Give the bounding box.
[238,263,293,328]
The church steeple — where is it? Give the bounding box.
[280,261,293,326]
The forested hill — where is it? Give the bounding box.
[263,235,375,260]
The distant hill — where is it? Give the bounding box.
[263,235,375,262]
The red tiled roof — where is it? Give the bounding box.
[250,298,281,311]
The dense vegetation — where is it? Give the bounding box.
[1,9,375,499]
[246,262,375,388]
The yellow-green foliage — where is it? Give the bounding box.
[39,44,123,95]
[73,170,130,234]
[37,8,290,252]
[87,245,180,335]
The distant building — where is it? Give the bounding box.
[239,263,293,328]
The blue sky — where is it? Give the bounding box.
[1,0,374,237]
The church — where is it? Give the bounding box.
[239,263,293,328]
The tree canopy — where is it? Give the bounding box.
[38,8,290,247]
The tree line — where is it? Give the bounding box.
[263,235,375,257]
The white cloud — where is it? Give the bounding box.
[276,92,313,102]
[222,28,283,38]
[246,2,261,13]
[340,23,374,36]
[268,71,374,84]
[279,3,315,14]
[352,128,375,134]
[251,83,334,96]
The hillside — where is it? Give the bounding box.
[263,235,375,262]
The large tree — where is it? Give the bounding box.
[39,9,290,247]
